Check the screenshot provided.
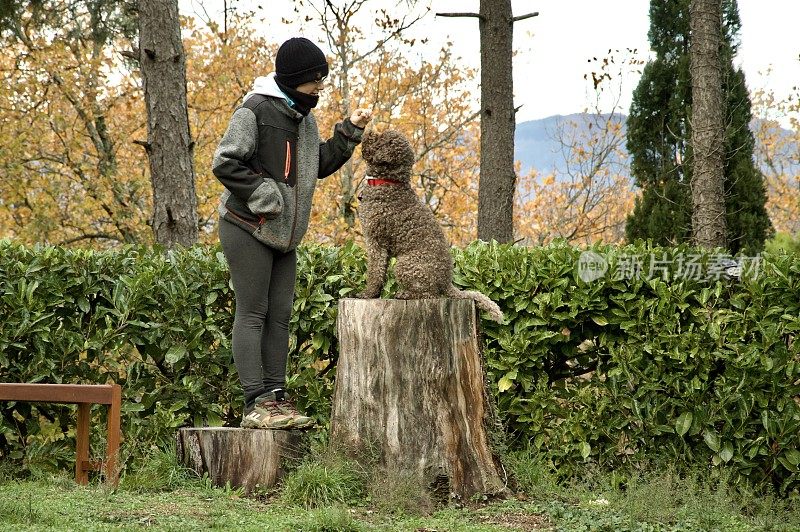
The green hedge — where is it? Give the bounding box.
[473,243,800,495]
[0,241,365,468]
[1,240,798,494]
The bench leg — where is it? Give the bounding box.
[104,384,122,486]
[75,403,90,485]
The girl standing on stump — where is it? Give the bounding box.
[213,37,372,429]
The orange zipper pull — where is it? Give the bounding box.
[284,140,291,182]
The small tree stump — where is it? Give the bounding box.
[331,298,507,500]
[176,427,305,493]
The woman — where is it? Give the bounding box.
[212,37,372,429]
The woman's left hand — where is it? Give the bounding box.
[350,108,373,128]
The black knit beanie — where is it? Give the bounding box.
[275,37,329,89]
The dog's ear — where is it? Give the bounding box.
[360,130,378,163]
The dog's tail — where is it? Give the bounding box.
[448,286,504,323]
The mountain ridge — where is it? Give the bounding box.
[513,113,796,177]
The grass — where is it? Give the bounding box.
[1,445,799,531]
[278,447,436,515]
[366,466,436,516]
[280,453,365,509]
[119,442,199,493]
[504,448,800,531]
[0,477,510,531]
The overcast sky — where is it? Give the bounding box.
[183,0,800,124]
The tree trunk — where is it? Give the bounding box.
[690,0,726,248]
[331,298,508,501]
[139,0,198,248]
[477,0,516,243]
[176,427,305,493]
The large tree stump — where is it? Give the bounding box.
[176,427,305,493]
[331,298,507,500]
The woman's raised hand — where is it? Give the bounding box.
[350,108,373,128]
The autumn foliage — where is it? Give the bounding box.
[751,85,800,237]
[0,6,797,248]
[515,115,636,246]
[0,9,484,247]
[0,20,147,245]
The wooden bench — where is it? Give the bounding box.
[0,383,122,486]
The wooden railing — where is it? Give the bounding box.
[0,383,122,486]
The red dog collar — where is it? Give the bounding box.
[367,178,401,186]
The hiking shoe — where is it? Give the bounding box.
[276,399,315,429]
[241,397,294,430]
[255,390,315,430]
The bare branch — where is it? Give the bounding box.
[120,49,139,62]
[349,11,428,65]
[415,110,481,161]
[58,233,122,246]
[435,12,484,20]
[513,12,539,23]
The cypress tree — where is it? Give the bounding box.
[625,0,771,254]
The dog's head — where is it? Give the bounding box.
[360,129,414,183]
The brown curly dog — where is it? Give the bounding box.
[356,129,503,323]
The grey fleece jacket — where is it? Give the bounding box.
[212,73,363,252]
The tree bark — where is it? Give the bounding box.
[331,298,508,500]
[690,0,726,248]
[477,0,516,243]
[176,427,305,493]
[139,0,198,248]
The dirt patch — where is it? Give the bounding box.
[477,511,552,531]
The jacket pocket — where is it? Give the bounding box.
[257,122,298,188]
[246,178,284,219]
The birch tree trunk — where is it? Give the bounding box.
[690,0,726,248]
[331,298,508,500]
[139,0,198,247]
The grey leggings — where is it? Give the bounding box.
[219,217,296,408]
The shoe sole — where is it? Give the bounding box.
[241,422,296,430]
[241,422,315,430]
[244,401,315,430]
[242,411,294,430]
[288,418,315,430]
